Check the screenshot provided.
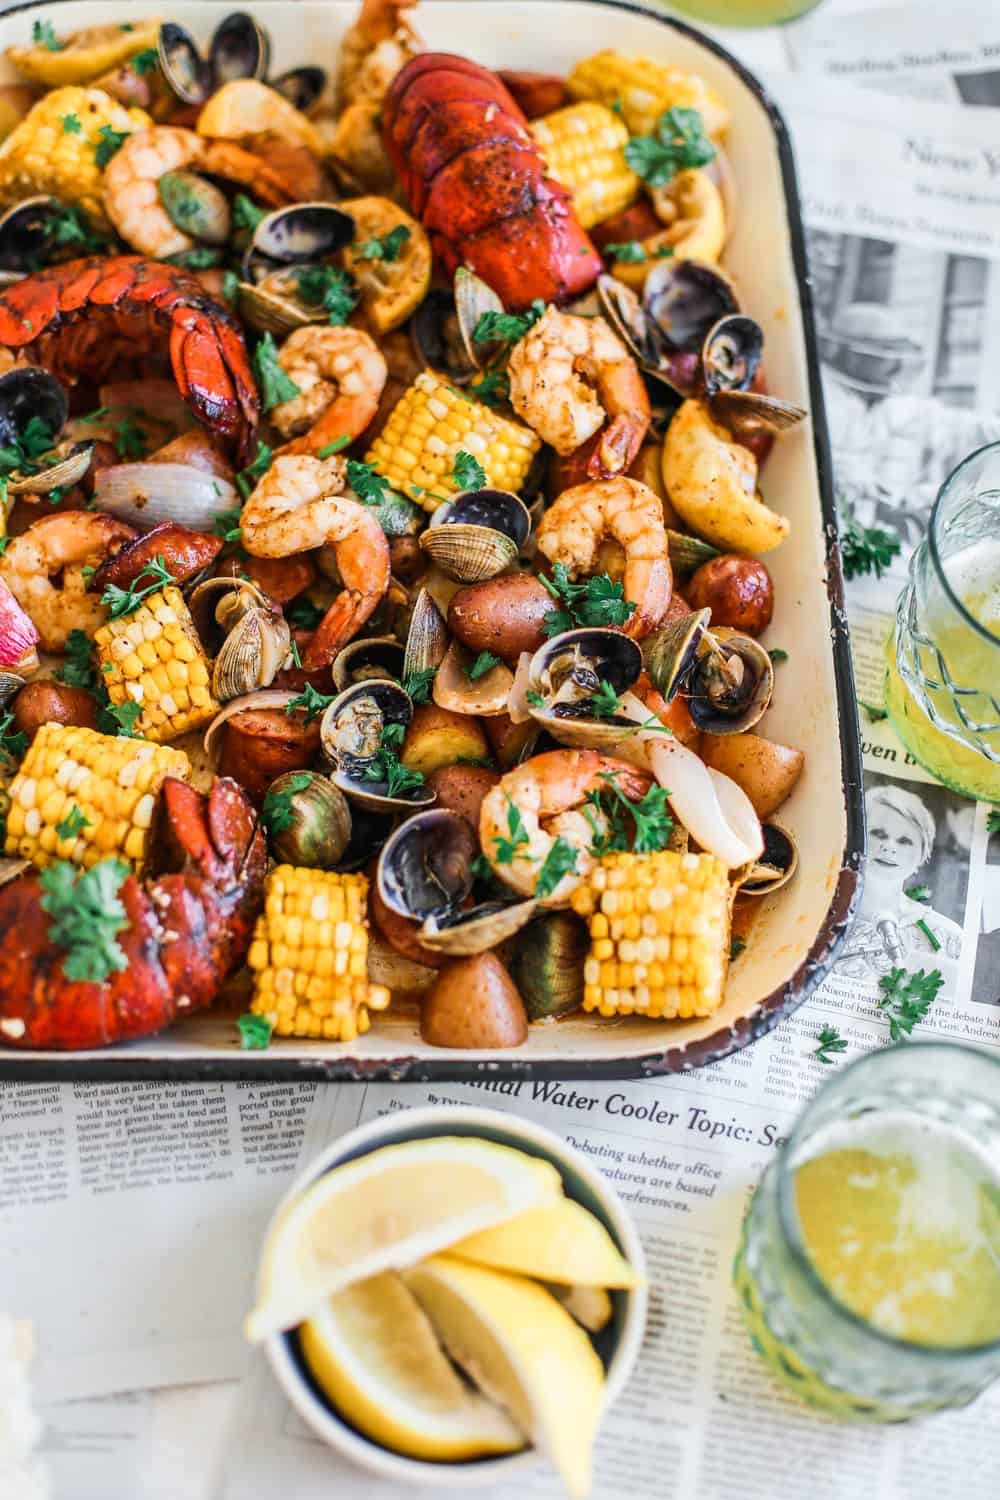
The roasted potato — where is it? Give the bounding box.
[425,763,500,828]
[662,399,789,554]
[218,709,321,802]
[686,555,774,636]
[11,680,98,743]
[484,712,540,771]
[421,953,529,1049]
[700,732,804,820]
[627,442,679,525]
[401,703,489,777]
[448,574,553,663]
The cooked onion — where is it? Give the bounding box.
[94,463,240,533]
[647,738,763,868]
[507,651,534,724]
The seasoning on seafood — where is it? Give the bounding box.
[269,325,387,454]
[0,510,136,653]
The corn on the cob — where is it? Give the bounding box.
[570,849,731,1020]
[0,86,150,229]
[4,723,190,872]
[531,101,638,230]
[566,52,729,141]
[7,20,162,89]
[94,585,219,744]
[365,371,541,512]
[247,866,391,1041]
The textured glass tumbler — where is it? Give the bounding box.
[661,0,824,25]
[885,441,1000,800]
[733,1043,1000,1421]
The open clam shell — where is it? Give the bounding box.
[209,11,270,85]
[644,258,740,353]
[402,588,449,682]
[272,66,327,113]
[376,808,477,921]
[433,640,513,717]
[526,628,643,749]
[418,898,538,956]
[711,389,808,437]
[454,266,506,369]
[0,367,67,451]
[320,678,434,813]
[212,599,290,701]
[331,635,404,692]
[737,823,798,896]
[243,202,356,282]
[597,274,698,398]
[236,275,319,337]
[687,632,774,735]
[702,314,763,396]
[158,22,212,105]
[6,438,94,497]
[410,290,476,385]
[0,196,64,273]
[420,488,530,583]
[641,607,712,702]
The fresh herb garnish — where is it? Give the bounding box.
[288,638,302,669]
[56,629,99,692]
[94,124,129,168]
[469,852,494,882]
[456,755,496,769]
[467,651,501,681]
[526,690,546,708]
[541,563,636,634]
[294,264,358,326]
[32,18,63,50]
[61,112,81,134]
[39,858,130,983]
[317,436,350,459]
[212,506,244,542]
[361,726,424,799]
[452,450,487,492]
[261,771,313,836]
[768,648,789,664]
[352,224,411,262]
[603,774,673,854]
[841,510,901,581]
[906,884,931,903]
[101,555,176,620]
[236,441,273,498]
[987,809,1000,835]
[346,458,391,506]
[492,793,530,865]
[222,270,240,304]
[252,333,301,411]
[113,412,150,460]
[877,965,944,1042]
[730,935,747,960]
[55,804,90,841]
[859,700,888,723]
[286,595,325,631]
[916,917,942,953]
[101,699,143,738]
[624,106,716,187]
[285,683,335,726]
[535,836,578,900]
[466,371,510,409]
[238,1013,273,1050]
[0,711,27,768]
[590,679,622,719]
[402,667,436,704]
[233,193,267,232]
[131,47,159,75]
[604,241,646,264]
[472,299,545,347]
[815,1024,848,1065]
[50,203,110,254]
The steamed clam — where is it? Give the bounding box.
[642,608,712,702]
[433,641,513,717]
[264,769,352,869]
[331,636,405,693]
[420,488,531,583]
[0,369,91,500]
[157,13,269,106]
[402,588,449,685]
[525,628,643,749]
[686,631,774,735]
[320,678,434,812]
[190,577,290,701]
[238,203,358,335]
[410,268,506,383]
[507,911,588,1020]
[738,823,798,896]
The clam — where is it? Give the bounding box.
[191,577,290,700]
[272,67,327,113]
[320,678,434,812]
[242,202,355,284]
[410,269,505,382]
[264,770,351,869]
[337,804,397,873]
[157,22,212,105]
[433,641,513,717]
[644,258,739,352]
[641,607,711,702]
[454,267,507,368]
[402,588,449,683]
[0,367,67,451]
[236,271,319,338]
[331,635,404,693]
[702,315,763,396]
[377,809,535,956]
[420,488,531,583]
[525,628,643,749]
[209,11,270,85]
[738,823,799,896]
[0,196,63,274]
[710,388,808,437]
[686,632,774,735]
[507,911,589,1020]
[158,171,232,246]
[5,438,94,497]
[0,671,24,708]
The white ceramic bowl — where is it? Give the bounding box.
[261,1104,648,1487]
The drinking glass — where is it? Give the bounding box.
[884,441,1000,800]
[733,1043,1000,1420]
[663,0,824,26]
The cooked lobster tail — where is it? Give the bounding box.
[383,52,602,309]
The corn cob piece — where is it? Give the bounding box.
[566,52,729,141]
[93,585,219,745]
[365,371,541,512]
[570,849,731,1020]
[247,866,391,1042]
[531,101,638,230]
[0,86,150,229]
[6,20,163,88]
[4,723,190,872]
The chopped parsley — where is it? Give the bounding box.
[60,112,81,135]
[987,809,1000,835]
[100,555,176,621]
[236,441,273,498]
[906,884,931,903]
[114,413,150,460]
[472,299,545,347]
[590,679,622,719]
[402,667,436,704]
[841,509,901,581]
[57,630,97,693]
[361,726,424,799]
[317,436,350,459]
[0,712,27,769]
[466,371,510,409]
[238,1013,273,1049]
[916,918,942,953]
[212,506,244,542]
[32,18,63,49]
[540,563,636,634]
[285,682,335,725]
[50,203,110,254]
[288,638,302,668]
[39,858,130,983]
[222,270,240,304]
[131,47,159,75]
[261,772,313,836]
[768,648,789,664]
[452,450,487,492]
[624,106,716,187]
[101,699,144,738]
[352,224,411,262]
[492,793,530,865]
[294,264,358,326]
[877,965,944,1042]
[525,690,546,708]
[286,595,325,631]
[604,241,646,264]
[233,193,267,232]
[535,836,578,900]
[585,774,673,856]
[252,332,301,411]
[730,934,747,960]
[55,804,90,841]
[346,458,391,505]
[94,125,130,169]
[467,651,501,681]
[814,1024,848,1065]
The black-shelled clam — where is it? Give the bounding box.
[702,315,763,395]
[331,636,405,693]
[410,268,506,383]
[158,13,268,106]
[641,607,712,702]
[739,823,799,895]
[320,679,434,813]
[686,633,774,735]
[420,488,531,583]
[525,628,643,749]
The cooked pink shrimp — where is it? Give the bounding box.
[240,454,389,667]
[0,510,136,652]
[479,749,652,906]
[536,477,672,639]
[271,326,388,456]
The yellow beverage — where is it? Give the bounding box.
[885,537,1000,801]
[665,0,822,23]
[795,1127,1000,1348]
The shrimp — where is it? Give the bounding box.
[338,0,421,108]
[479,750,652,906]
[507,307,650,478]
[240,454,390,667]
[103,127,295,260]
[536,477,672,639]
[270,326,388,455]
[0,510,136,652]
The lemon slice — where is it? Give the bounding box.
[300,1272,523,1461]
[450,1198,640,1288]
[404,1256,605,1498]
[247,1137,561,1340]
[548,1283,614,1333]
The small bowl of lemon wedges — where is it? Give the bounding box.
[246,1104,647,1497]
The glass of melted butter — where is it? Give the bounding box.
[734,1043,1000,1419]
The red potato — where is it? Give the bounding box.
[687,555,774,636]
[448,574,554,664]
[425,763,500,828]
[498,70,569,119]
[700,732,804,820]
[217,709,321,802]
[369,881,447,970]
[484,712,539,771]
[421,953,529,1049]
[11,681,98,743]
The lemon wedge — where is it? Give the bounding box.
[300,1272,523,1461]
[247,1137,561,1340]
[404,1256,605,1498]
[548,1283,614,1333]
[450,1198,640,1288]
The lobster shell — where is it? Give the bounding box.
[384,52,601,309]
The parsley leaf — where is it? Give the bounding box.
[859,700,888,723]
[466,371,510,409]
[261,772,313,837]
[61,111,81,134]
[624,106,716,187]
[916,917,942,953]
[604,241,646,264]
[492,793,530,866]
[987,809,1000,835]
[285,683,335,726]
[877,966,944,1042]
[452,450,487,492]
[50,203,109,254]
[238,1013,273,1050]
[346,458,391,506]
[906,884,931,903]
[540,564,636,634]
[32,18,63,50]
[525,690,546,708]
[252,332,301,411]
[467,650,501,681]
[730,934,747,960]
[402,667,436,704]
[131,47,159,75]
[627,783,674,853]
[352,224,411,262]
[236,441,273,498]
[57,629,99,692]
[0,711,27,768]
[101,699,143,738]
[535,836,578,900]
[294,264,358,326]
[113,412,149,460]
[317,436,350,459]
[841,509,901,581]
[101,555,176,620]
[233,193,267,232]
[361,736,424,799]
[55,804,90,841]
[768,648,789,664]
[94,125,129,168]
[590,679,622,719]
[286,595,325,631]
[473,299,545,347]
[212,506,244,542]
[40,858,130,983]
[815,1024,848,1065]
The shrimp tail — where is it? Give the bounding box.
[589,413,647,479]
[301,590,376,669]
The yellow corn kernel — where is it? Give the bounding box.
[94,586,219,744]
[566,51,729,140]
[531,101,638,229]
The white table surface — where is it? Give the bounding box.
[104,0,912,1493]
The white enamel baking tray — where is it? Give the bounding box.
[0,0,864,1081]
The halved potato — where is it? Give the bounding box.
[662,399,789,554]
[401,702,490,777]
[700,731,804,820]
[341,196,432,336]
[6,19,161,88]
